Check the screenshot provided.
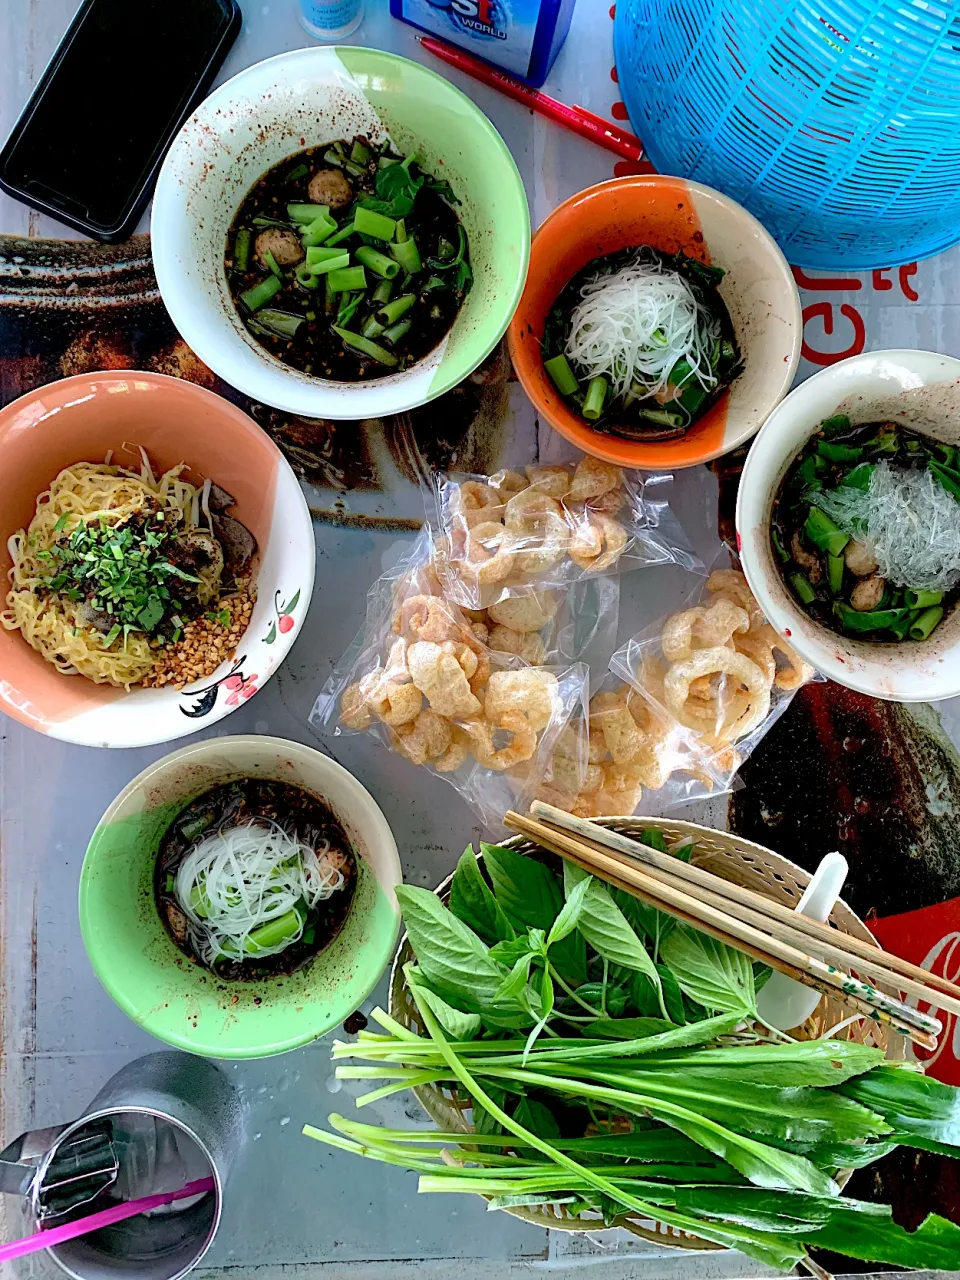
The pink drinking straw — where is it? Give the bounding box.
[0,1176,216,1264]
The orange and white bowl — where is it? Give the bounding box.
[0,372,314,747]
[508,175,802,470]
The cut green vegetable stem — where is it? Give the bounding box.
[383,319,412,345]
[544,353,579,396]
[354,246,401,279]
[910,606,944,641]
[328,266,368,294]
[354,206,397,241]
[232,227,252,272]
[377,293,416,325]
[332,325,399,367]
[582,376,608,422]
[287,202,329,223]
[905,588,942,608]
[390,237,422,275]
[239,274,282,311]
[372,278,394,305]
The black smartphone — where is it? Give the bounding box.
[0,0,241,242]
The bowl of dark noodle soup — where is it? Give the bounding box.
[80,736,402,1058]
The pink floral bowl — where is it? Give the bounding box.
[0,371,314,747]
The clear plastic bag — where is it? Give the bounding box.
[535,557,820,818]
[424,456,701,609]
[309,532,589,828]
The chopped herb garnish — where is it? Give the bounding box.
[53,513,70,533]
[103,623,122,647]
[207,608,231,627]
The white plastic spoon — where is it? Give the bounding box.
[755,851,849,1031]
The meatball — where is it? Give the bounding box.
[851,574,885,611]
[844,539,879,577]
[790,531,821,584]
[254,229,303,268]
[307,168,354,210]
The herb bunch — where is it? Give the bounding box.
[37,511,198,647]
[305,835,960,1272]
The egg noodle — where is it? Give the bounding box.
[2,452,221,689]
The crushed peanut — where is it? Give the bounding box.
[143,590,256,690]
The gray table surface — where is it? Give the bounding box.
[4,1,960,1275]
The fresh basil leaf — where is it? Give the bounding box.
[412,982,482,1040]
[673,842,695,862]
[496,952,536,1002]
[481,844,563,931]
[626,965,686,1022]
[564,862,662,991]
[375,157,423,205]
[564,981,630,1017]
[449,845,515,945]
[357,192,416,220]
[522,969,556,1061]
[527,927,547,956]
[490,937,533,966]
[547,875,590,947]
[661,925,757,1018]
[676,1186,960,1271]
[639,826,669,852]
[840,1064,960,1155]
[396,885,509,1010]
[584,1016,677,1040]
[753,963,773,993]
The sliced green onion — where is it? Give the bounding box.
[263,249,284,281]
[833,602,907,632]
[305,250,350,277]
[383,318,412,345]
[771,528,790,564]
[639,408,684,429]
[354,205,397,241]
[300,214,337,247]
[256,309,304,338]
[905,588,943,608]
[325,220,356,247]
[790,573,817,605]
[336,291,364,328]
[805,507,849,557]
[377,293,416,325]
[544,353,579,396]
[350,139,372,165]
[372,278,394,305]
[582,376,608,422]
[295,265,320,289]
[239,274,283,311]
[288,202,329,223]
[362,316,386,339]
[328,265,368,293]
[390,237,422,275]
[245,908,303,954]
[910,606,944,641]
[232,227,252,272]
[332,325,399,367]
[354,246,400,279]
[827,553,844,595]
[252,215,292,229]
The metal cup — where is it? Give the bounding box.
[2,1052,242,1280]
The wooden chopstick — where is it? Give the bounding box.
[536,834,939,1054]
[531,801,960,1020]
[504,810,941,1048]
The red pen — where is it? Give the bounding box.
[417,36,647,166]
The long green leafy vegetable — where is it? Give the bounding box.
[305,837,960,1271]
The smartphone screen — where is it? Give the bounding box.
[1,0,237,237]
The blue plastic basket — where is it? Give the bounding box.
[614,0,960,269]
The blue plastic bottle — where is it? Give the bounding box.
[391,0,576,87]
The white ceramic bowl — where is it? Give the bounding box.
[737,349,960,702]
[151,46,530,420]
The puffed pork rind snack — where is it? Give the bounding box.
[608,562,820,796]
[310,533,589,828]
[424,456,701,609]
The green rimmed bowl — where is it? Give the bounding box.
[151,47,530,419]
[80,736,402,1059]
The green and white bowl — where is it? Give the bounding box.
[151,47,530,419]
[80,736,402,1059]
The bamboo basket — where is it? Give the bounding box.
[388,816,907,1248]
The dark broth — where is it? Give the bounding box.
[771,416,959,643]
[225,139,471,381]
[155,779,357,981]
[542,247,742,442]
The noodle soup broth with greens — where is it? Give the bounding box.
[155,778,357,981]
[541,246,742,442]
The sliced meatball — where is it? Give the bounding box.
[307,168,354,210]
[790,531,821,584]
[851,575,885,611]
[207,483,235,512]
[212,515,257,578]
[844,539,878,577]
[254,229,303,268]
